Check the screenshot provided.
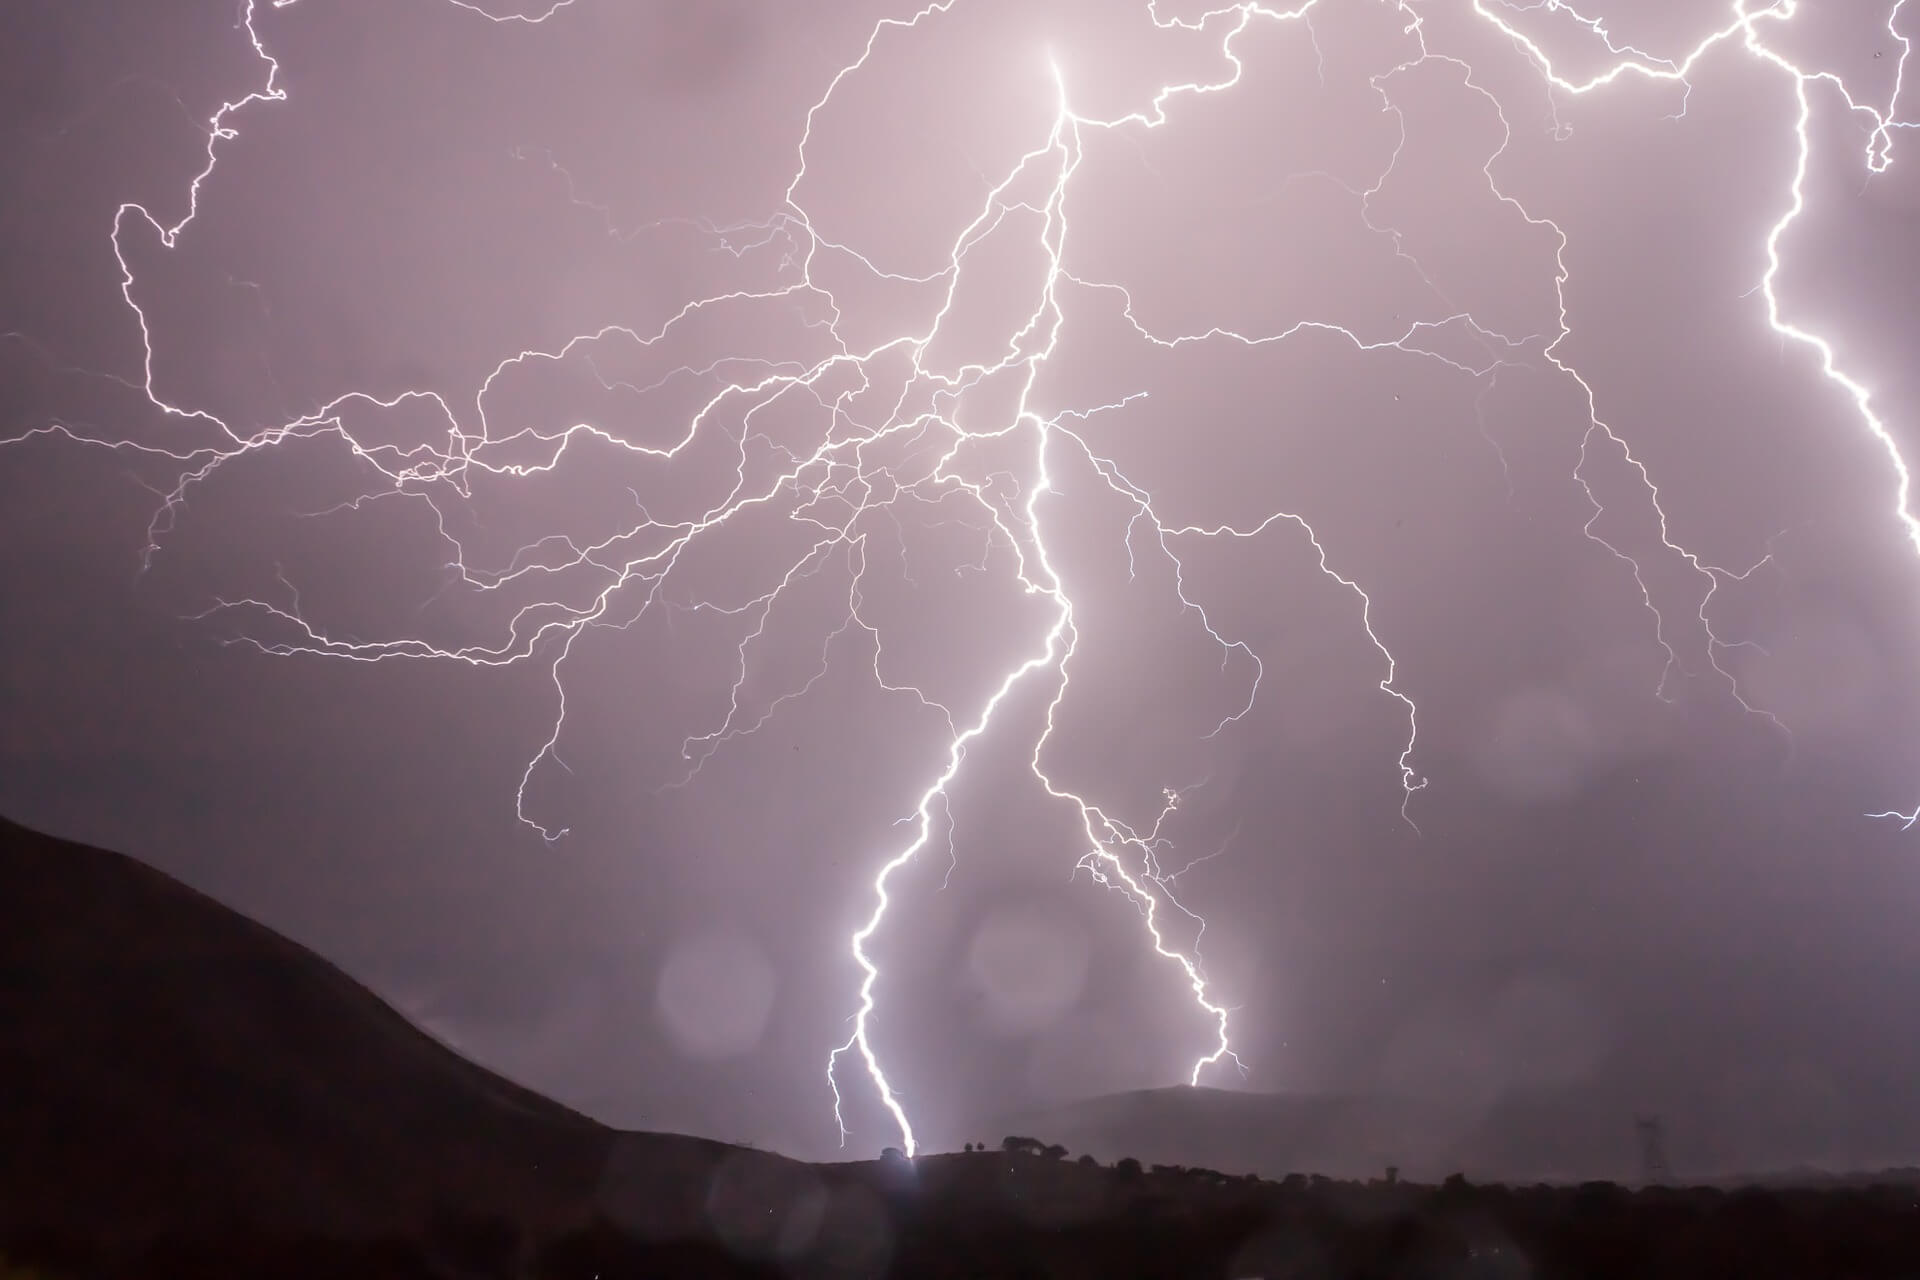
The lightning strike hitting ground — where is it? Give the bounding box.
[5,0,1916,1156]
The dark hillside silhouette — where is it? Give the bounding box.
[0,814,612,1239]
[6,812,1920,1278]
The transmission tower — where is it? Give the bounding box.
[1634,1114,1671,1185]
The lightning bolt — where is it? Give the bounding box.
[5,0,1916,1159]
[1456,0,1915,807]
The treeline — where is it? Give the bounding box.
[7,1152,1920,1278]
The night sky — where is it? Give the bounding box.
[3,0,1919,1173]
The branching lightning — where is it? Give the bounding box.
[6,0,1917,1155]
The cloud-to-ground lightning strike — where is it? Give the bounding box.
[4,0,1917,1155]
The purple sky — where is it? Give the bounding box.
[4,0,1920,1172]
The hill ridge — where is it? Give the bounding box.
[0,813,612,1237]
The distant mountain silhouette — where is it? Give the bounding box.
[0,813,626,1239]
[982,1081,1920,1189]
[978,1083,1655,1186]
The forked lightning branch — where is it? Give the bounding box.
[3,0,1913,1157]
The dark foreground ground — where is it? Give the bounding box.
[5,813,1920,1278]
[7,1160,1920,1279]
